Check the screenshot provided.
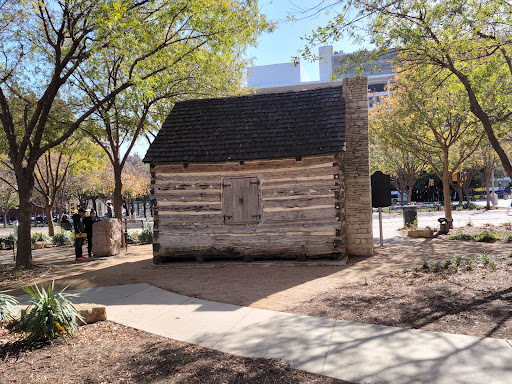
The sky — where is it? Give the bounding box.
[246,0,354,82]
[128,0,357,158]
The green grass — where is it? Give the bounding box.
[475,231,501,242]
[449,233,475,241]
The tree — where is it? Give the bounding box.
[122,154,150,218]
[371,75,484,222]
[0,0,271,268]
[299,0,512,179]
[33,136,100,235]
[0,167,18,227]
[370,122,426,204]
[75,0,269,228]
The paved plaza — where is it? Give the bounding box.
[16,283,511,384]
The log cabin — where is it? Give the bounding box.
[143,77,373,263]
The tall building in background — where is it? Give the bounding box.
[249,46,396,108]
[248,62,303,88]
[319,45,396,108]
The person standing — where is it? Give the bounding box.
[106,200,114,218]
[83,209,100,258]
[72,208,87,260]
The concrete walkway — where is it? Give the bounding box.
[27,283,512,384]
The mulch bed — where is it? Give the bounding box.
[443,222,512,240]
[290,254,512,339]
[0,321,351,384]
[0,263,53,292]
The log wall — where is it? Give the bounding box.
[150,154,345,262]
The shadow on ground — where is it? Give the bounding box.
[1,237,511,311]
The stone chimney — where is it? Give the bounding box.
[342,77,373,256]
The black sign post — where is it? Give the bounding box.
[371,171,392,247]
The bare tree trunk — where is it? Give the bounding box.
[456,184,464,204]
[16,177,34,269]
[442,150,453,226]
[3,210,6,228]
[45,205,55,236]
[125,195,131,219]
[485,171,491,210]
[113,165,125,247]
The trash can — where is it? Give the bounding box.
[403,206,417,227]
[438,217,453,234]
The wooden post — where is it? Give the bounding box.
[378,207,383,247]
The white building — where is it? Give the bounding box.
[248,62,303,88]
[250,46,396,107]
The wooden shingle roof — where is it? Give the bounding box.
[143,85,345,163]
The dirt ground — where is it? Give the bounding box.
[1,228,511,383]
[290,254,512,339]
[0,322,351,384]
[1,235,511,312]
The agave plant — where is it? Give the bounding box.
[0,292,19,323]
[9,281,84,343]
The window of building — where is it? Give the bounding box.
[368,83,387,93]
[222,177,261,224]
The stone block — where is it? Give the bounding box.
[407,229,434,238]
[76,303,107,325]
[91,218,122,257]
[34,241,46,249]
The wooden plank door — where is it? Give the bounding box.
[223,177,260,224]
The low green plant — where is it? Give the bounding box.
[466,218,474,227]
[444,259,452,269]
[0,292,19,323]
[8,281,83,343]
[481,252,491,265]
[138,225,153,244]
[52,229,73,246]
[363,276,368,286]
[506,235,512,243]
[475,231,499,242]
[448,233,475,241]
[455,256,462,270]
[422,259,430,269]
[12,266,24,279]
[31,232,50,244]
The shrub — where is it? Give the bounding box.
[8,282,83,343]
[52,229,73,246]
[0,292,19,323]
[506,235,512,243]
[0,233,17,243]
[449,233,475,241]
[138,226,153,244]
[126,231,139,244]
[475,231,499,242]
[31,232,50,244]
[452,202,478,211]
